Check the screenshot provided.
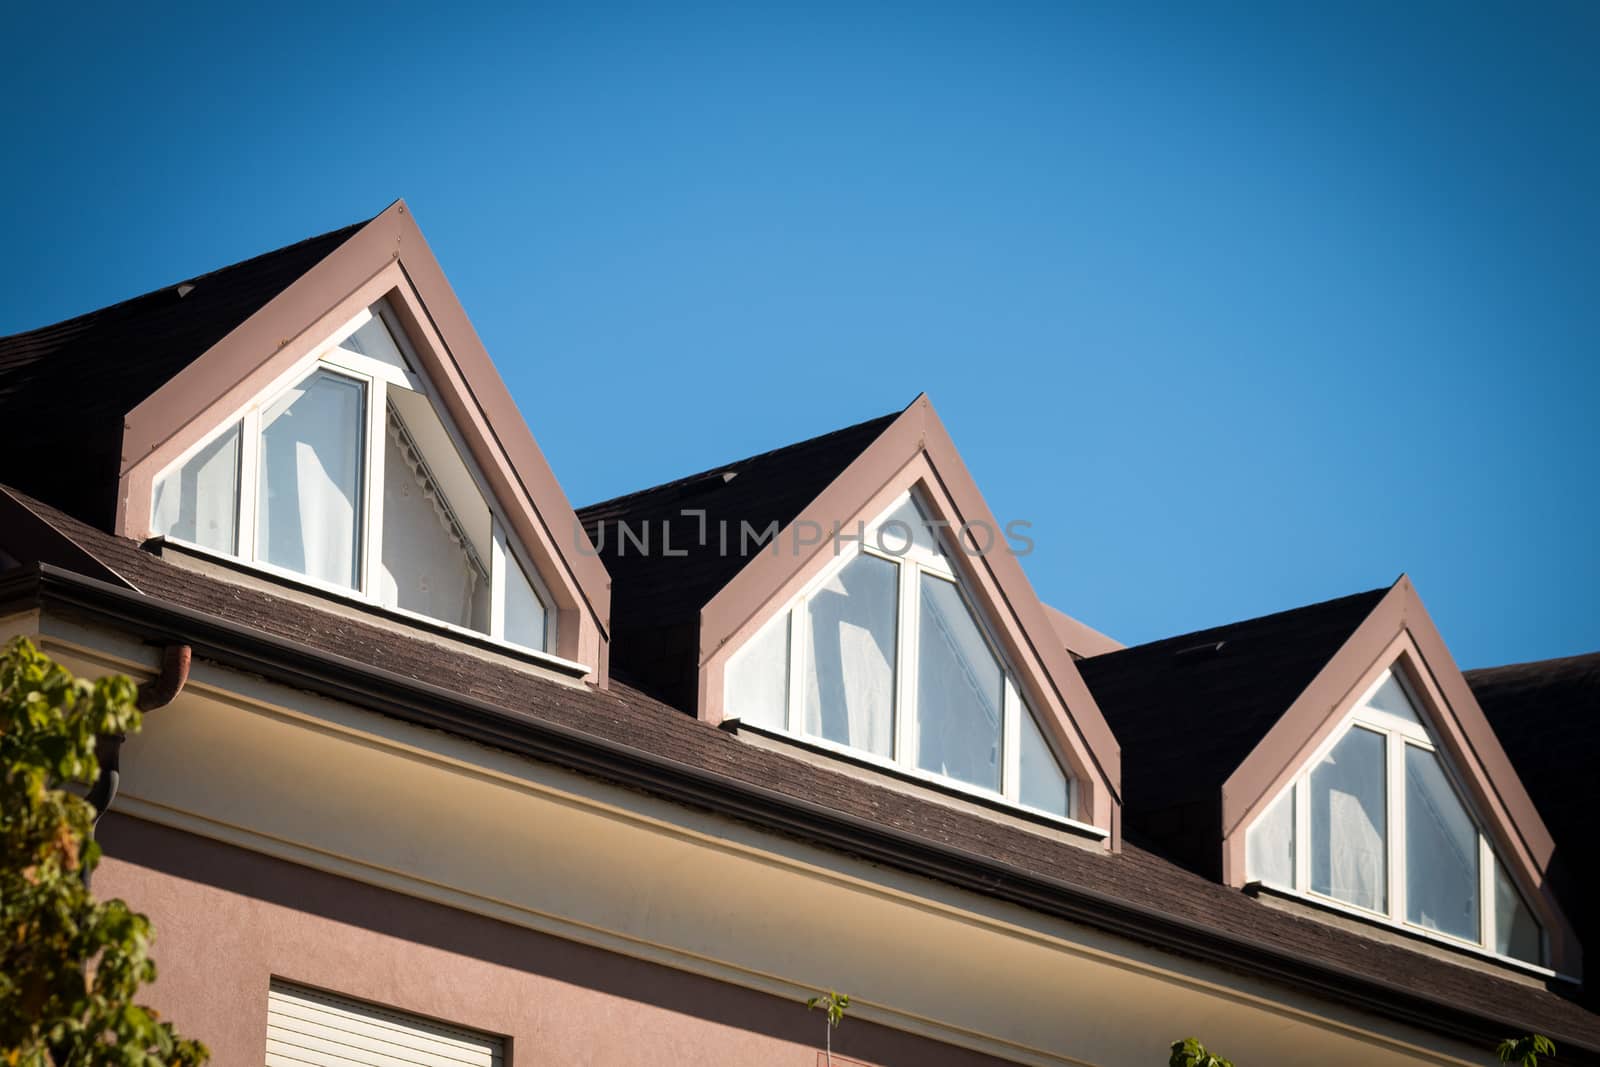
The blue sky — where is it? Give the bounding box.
[3,2,1595,667]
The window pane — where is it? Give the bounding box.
[726,611,789,730]
[503,547,548,651]
[875,495,938,557]
[1404,745,1479,941]
[1310,726,1387,912]
[379,408,488,631]
[1019,705,1069,816]
[1365,671,1422,725]
[803,552,898,758]
[1494,857,1543,964]
[916,573,1002,790]
[151,424,240,553]
[257,371,365,588]
[338,310,413,376]
[1248,786,1296,889]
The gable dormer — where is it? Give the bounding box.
[2,202,609,679]
[581,395,1121,843]
[1081,578,1581,975]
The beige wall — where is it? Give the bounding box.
[36,614,1491,1067]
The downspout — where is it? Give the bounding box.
[83,644,190,887]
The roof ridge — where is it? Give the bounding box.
[1465,648,1600,677]
[1083,583,1393,664]
[0,216,371,343]
[576,408,901,516]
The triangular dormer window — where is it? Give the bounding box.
[724,492,1076,819]
[1245,665,1544,964]
[150,301,554,652]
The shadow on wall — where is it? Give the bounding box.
[97,813,1004,1066]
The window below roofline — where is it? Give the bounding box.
[148,299,565,663]
[1244,664,1549,969]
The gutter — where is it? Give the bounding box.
[5,561,1595,1060]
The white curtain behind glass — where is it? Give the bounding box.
[379,415,485,630]
[1311,727,1387,912]
[503,546,548,651]
[1404,746,1479,941]
[257,371,365,589]
[151,423,240,553]
[915,573,1003,790]
[726,611,789,730]
[1247,787,1296,889]
[1019,707,1069,815]
[804,552,898,758]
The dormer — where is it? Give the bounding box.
[1080,578,1581,976]
[580,396,1122,843]
[0,202,609,681]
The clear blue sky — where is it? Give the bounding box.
[3,2,1595,668]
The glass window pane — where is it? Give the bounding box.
[1494,857,1543,964]
[151,424,240,553]
[1310,726,1387,912]
[1248,786,1296,889]
[875,495,938,557]
[257,371,365,588]
[503,547,548,651]
[1019,705,1069,816]
[726,612,789,730]
[1404,745,1479,941]
[916,573,1003,790]
[803,552,898,758]
[379,407,489,631]
[338,310,413,376]
[1365,671,1422,725]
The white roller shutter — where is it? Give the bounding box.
[266,981,503,1067]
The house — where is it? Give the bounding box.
[1,201,1595,1065]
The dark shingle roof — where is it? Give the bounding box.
[1468,651,1600,1005]
[1076,587,1389,872]
[7,486,1598,1054]
[0,221,365,529]
[577,410,899,708]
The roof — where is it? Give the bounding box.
[6,484,1597,1055]
[1076,587,1389,871]
[577,410,899,706]
[0,221,365,529]
[1469,650,1600,1004]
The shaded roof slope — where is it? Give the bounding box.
[5,485,1598,1055]
[578,410,900,630]
[0,220,365,528]
[1077,587,1388,868]
[1468,650,1600,1001]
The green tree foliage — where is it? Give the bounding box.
[1170,1037,1235,1067]
[1498,1034,1555,1066]
[806,990,850,1066]
[0,636,208,1065]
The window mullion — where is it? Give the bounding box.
[361,379,388,597]
[1002,677,1021,802]
[237,406,261,562]
[1293,778,1310,891]
[1388,733,1405,920]
[1478,834,1495,950]
[893,560,917,768]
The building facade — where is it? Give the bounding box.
[1,202,1595,1065]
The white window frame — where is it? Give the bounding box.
[150,301,559,656]
[1248,665,1550,970]
[732,491,1091,833]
